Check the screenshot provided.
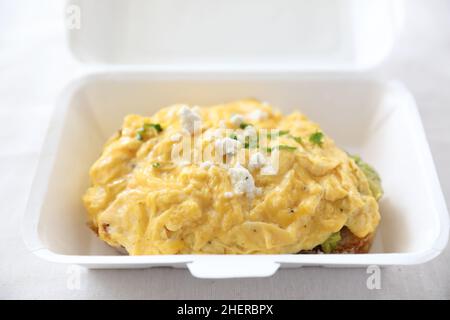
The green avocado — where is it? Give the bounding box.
[319,155,383,253]
[321,232,341,253]
[350,155,383,201]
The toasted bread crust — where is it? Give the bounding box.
[300,227,374,254]
[333,227,374,253]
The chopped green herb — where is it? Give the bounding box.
[152,162,161,168]
[144,123,163,133]
[244,141,258,149]
[229,133,238,140]
[291,136,303,145]
[278,145,297,151]
[309,131,324,147]
[239,122,251,129]
[267,130,290,138]
[136,123,163,141]
[264,145,297,152]
[243,142,254,149]
[321,231,341,253]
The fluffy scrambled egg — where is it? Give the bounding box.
[83,99,381,254]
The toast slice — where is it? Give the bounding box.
[300,227,374,254]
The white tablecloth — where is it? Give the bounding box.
[1,0,449,299]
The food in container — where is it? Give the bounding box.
[83,99,383,255]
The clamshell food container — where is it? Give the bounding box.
[22,0,449,278]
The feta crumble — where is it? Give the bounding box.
[200,161,214,169]
[242,125,257,138]
[247,109,268,121]
[249,152,266,170]
[230,114,244,127]
[261,164,277,176]
[228,163,257,198]
[178,105,202,134]
[215,137,242,156]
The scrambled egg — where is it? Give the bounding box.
[83,99,380,254]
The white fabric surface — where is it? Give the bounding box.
[0,0,449,299]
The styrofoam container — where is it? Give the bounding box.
[66,0,403,70]
[22,71,449,278]
[22,0,449,278]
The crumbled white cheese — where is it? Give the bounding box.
[200,161,214,169]
[224,192,234,198]
[178,105,202,134]
[230,114,245,127]
[242,125,257,138]
[204,128,225,142]
[249,152,266,170]
[203,130,215,142]
[247,109,268,121]
[170,133,182,142]
[261,164,277,176]
[228,163,257,198]
[215,137,242,156]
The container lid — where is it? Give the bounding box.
[67,0,403,70]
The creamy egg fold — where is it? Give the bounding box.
[83,99,381,254]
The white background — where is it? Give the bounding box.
[0,0,449,299]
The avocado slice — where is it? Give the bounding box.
[321,231,342,253]
[319,155,382,253]
[350,155,383,201]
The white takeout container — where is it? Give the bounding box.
[23,0,449,278]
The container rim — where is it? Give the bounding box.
[22,71,449,277]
